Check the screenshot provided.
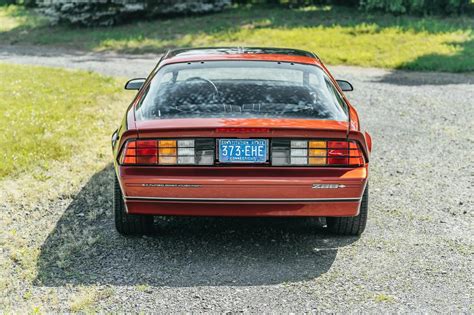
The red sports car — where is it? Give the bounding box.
[112,47,372,236]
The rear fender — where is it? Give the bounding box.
[348,130,370,162]
[365,131,372,153]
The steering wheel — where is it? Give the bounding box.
[182,76,218,95]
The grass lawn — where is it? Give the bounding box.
[0,63,125,179]
[0,5,473,72]
[0,64,130,312]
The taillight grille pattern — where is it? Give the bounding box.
[120,139,214,165]
[272,139,364,166]
[120,138,364,167]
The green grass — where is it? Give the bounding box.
[0,63,127,205]
[0,63,123,179]
[0,5,473,72]
[0,4,46,32]
[0,64,126,311]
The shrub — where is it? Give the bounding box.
[1,0,36,6]
[237,0,470,14]
[360,0,471,15]
[37,0,231,26]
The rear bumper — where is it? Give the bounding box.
[118,165,368,217]
[125,199,361,217]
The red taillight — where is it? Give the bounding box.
[121,139,158,165]
[122,156,136,164]
[327,141,349,165]
[119,139,215,165]
[327,141,363,166]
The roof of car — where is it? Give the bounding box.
[165,47,317,59]
[160,47,321,66]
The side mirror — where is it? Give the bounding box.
[111,129,118,149]
[336,79,353,92]
[125,78,146,90]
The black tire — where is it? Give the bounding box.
[114,174,153,236]
[327,184,369,236]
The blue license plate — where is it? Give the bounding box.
[218,139,268,163]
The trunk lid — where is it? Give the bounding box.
[136,118,348,136]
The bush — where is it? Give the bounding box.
[360,0,471,15]
[37,0,231,26]
[233,0,470,15]
[144,0,230,16]
[1,0,36,6]
[31,0,472,26]
[0,0,17,5]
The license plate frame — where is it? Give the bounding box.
[218,139,269,164]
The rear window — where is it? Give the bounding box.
[136,61,348,121]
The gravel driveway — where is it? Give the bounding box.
[1,45,473,312]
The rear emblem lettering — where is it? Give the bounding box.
[312,184,346,189]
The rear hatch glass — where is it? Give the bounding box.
[136,61,348,121]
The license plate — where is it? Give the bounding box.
[218,139,268,163]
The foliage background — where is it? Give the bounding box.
[0,0,471,26]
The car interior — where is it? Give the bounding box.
[145,78,341,120]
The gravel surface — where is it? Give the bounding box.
[0,44,156,78]
[1,44,473,312]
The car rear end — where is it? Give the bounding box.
[116,120,369,217]
[113,51,371,235]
